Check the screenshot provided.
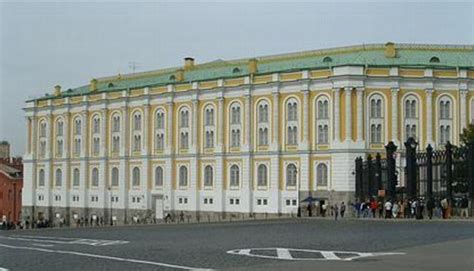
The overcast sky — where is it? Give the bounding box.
[1,1,473,156]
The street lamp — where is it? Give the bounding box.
[108,186,113,226]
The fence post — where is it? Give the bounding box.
[355,157,363,201]
[405,138,418,200]
[375,153,382,196]
[385,141,397,200]
[468,141,474,213]
[426,144,433,201]
[445,141,453,201]
[366,154,373,201]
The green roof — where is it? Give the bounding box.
[32,43,474,101]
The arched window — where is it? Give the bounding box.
[74,118,82,135]
[38,169,45,187]
[368,94,385,144]
[73,168,80,187]
[111,167,119,187]
[204,165,213,187]
[205,107,214,126]
[92,168,99,187]
[179,166,188,186]
[403,95,419,142]
[133,113,142,131]
[39,121,47,138]
[132,167,140,186]
[258,103,268,123]
[133,135,141,151]
[287,126,298,145]
[286,164,297,187]
[370,97,383,118]
[231,104,241,124]
[370,124,382,143]
[180,109,189,128]
[439,98,452,119]
[230,165,239,187]
[317,100,329,119]
[231,129,240,147]
[112,136,120,152]
[55,168,62,187]
[258,128,268,146]
[56,120,64,136]
[180,132,189,149]
[287,101,298,121]
[154,166,163,187]
[430,56,440,63]
[155,134,164,151]
[205,131,214,148]
[155,111,165,129]
[112,115,121,132]
[92,117,100,134]
[323,56,332,63]
[316,163,328,187]
[257,164,268,186]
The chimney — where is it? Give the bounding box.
[175,69,184,82]
[184,57,195,70]
[248,58,258,74]
[54,85,61,96]
[90,78,98,92]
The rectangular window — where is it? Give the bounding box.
[230,198,234,205]
[235,198,240,205]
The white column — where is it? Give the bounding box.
[356,88,364,142]
[302,89,310,149]
[100,109,107,156]
[244,94,252,151]
[191,99,198,152]
[217,96,224,151]
[81,111,88,158]
[333,88,341,142]
[344,87,352,142]
[391,88,399,144]
[166,101,174,154]
[272,91,280,151]
[426,89,434,146]
[460,89,468,130]
[64,112,70,158]
[142,104,150,155]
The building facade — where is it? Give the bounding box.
[0,157,23,224]
[23,43,474,223]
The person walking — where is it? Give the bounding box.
[334,204,339,221]
[340,202,346,218]
[441,197,449,219]
[370,199,378,218]
[427,198,434,219]
[384,200,392,219]
[460,196,469,218]
[392,201,399,218]
[307,202,313,217]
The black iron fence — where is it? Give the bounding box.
[355,139,474,203]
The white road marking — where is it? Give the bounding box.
[32,243,54,247]
[276,248,293,260]
[227,247,405,261]
[1,235,129,246]
[320,251,340,260]
[0,243,213,271]
[0,267,10,271]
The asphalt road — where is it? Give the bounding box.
[0,218,473,271]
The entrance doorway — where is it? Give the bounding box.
[155,198,164,219]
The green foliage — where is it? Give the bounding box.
[459,124,474,146]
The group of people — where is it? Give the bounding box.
[353,195,471,220]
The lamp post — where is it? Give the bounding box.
[404,137,418,200]
[108,186,113,226]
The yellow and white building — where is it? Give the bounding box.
[22,43,474,223]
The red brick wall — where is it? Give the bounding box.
[0,171,23,223]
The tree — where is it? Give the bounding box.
[460,123,474,146]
